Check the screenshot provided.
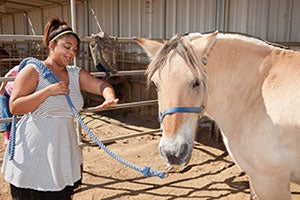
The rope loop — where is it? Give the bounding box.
[142,166,165,179]
[142,166,151,177]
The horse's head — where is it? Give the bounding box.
[89,32,118,74]
[135,32,217,167]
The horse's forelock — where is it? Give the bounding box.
[146,35,205,88]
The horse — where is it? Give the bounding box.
[89,31,118,74]
[134,31,300,200]
[87,32,131,106]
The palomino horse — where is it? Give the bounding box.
[135,32,300,200]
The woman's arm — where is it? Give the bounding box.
[79,69,118,109]
[10,65,70,115]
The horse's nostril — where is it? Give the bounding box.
[166,154,181,165]
[179,144,188,158]
[164,145,188,165]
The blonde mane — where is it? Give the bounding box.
[146,35,206,87]
[217,32,287,50]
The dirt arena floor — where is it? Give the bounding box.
[1,111,300,200]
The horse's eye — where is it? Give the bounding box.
[192,79,200,88]
[151,81,159,91]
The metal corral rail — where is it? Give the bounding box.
[0,68,159,163]
[0,71,159,138]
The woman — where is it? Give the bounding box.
[1,18,118,199]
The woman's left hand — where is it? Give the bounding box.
[95,98,119,109]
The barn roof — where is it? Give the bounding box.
[0,0,83,16]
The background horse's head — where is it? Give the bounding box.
[135,32,217,167]
[89,32,118,74]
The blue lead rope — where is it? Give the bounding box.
[8,116,17,160]
[8,57,165,179]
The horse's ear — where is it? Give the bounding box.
[134,37,163,58]
[190,31,218,55]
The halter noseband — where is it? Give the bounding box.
[158,81,206,124]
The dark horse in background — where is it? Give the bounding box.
[86,32,130,106]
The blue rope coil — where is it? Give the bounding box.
[8,57,165,179]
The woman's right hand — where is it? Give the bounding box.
[47,81,70,96]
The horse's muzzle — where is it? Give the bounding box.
[159,143,192,166]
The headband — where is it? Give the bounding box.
[50,30,76,42]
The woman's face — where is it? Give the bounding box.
[50,35,78,66]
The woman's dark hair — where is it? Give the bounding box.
[43,18,81,56]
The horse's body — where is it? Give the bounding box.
[135,32,300,200]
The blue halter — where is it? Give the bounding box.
[158,81,206,125]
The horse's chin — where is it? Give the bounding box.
[161,154,192,167]
[166,163,190,173]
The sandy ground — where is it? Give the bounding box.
[1,111,300,200]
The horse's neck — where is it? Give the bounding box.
[209,35,273,65]
[206,36,274,93]
[205,36,274,134]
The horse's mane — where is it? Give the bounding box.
[146,35,206,87]
[215,31,289,50]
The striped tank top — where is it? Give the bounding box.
[1,63,84,191]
